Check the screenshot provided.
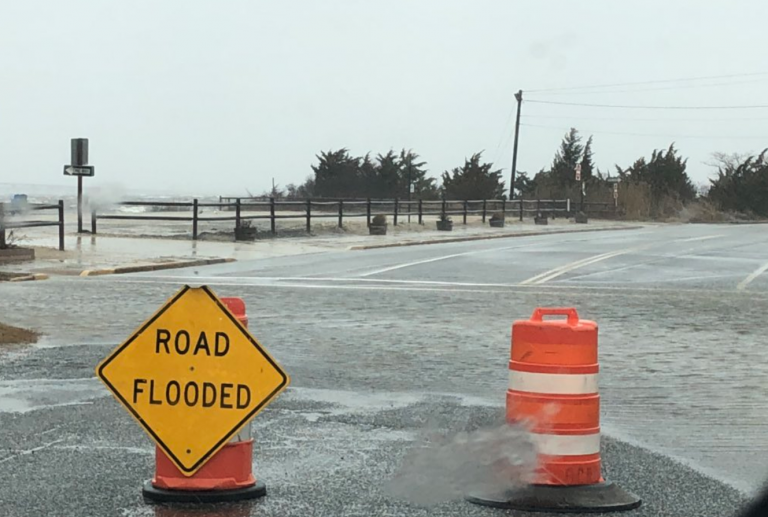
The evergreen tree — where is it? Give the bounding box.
[708,150,768,216]
[514,171,537,197]
[312,148,361,198]
[580,136,595,181]
[620,144,696,202]
[441,152,505,200]
[550,128,584,186]
[375,150,402,198]
[400,149,438,199]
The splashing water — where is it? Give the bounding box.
[385,423,538,506]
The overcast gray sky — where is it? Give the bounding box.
[2,0,768,197]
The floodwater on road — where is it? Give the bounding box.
[2,222,768,498]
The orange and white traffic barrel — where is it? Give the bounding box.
[469,308,641,512]
[142,297,266,503]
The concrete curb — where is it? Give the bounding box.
[80,258,236,277]
[8,273,49,282]
[349,225,645,251]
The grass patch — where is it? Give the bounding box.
[0,322,39,346]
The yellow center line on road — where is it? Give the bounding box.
[519,248,638,285]
[519,234,724,286]
[737,261,768,291]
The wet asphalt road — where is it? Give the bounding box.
[2,222,768,516]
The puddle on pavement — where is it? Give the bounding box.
[0,378,105,413]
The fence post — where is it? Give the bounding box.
[91,210,97,235]
[418,199,423,225]
[270,197,276,235]
[442,198,447,219]
[235,199,241,231]
[338,199,344,228]
[501,199,506,220]
[463,200,468,224]
[536,198,541,216]
[366,198,371,227]
[192,198,199,240]
[519,197,524,221]
[394,198,399,226]
[306,199,311,233]
[58,200,65,251]
[0,203,6,249]
[482,199,487,222]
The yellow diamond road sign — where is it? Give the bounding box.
[96,285,289,476]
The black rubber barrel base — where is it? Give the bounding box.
[142,480,267,504]
[467,481,642,513]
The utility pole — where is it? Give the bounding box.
[509,90,523,200]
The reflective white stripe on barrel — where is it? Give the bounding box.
[531,432,601,456]
[509,370,598,395]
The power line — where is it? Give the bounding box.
[490,106,516,167]
[526,99,768,110]
[526,71,768,94]
[530,78,768,96]
[523,114,768,122]
[521,122,768,140]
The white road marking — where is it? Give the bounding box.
[737,261,768,291]
[108,279,499,294]
[359,251,476,277]
[108,277,768,298]
[357,243,539,277]
[0,439,66,465]
[676,234,723,243]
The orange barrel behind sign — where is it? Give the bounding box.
[142,297,266,503]
[468,308,641,513]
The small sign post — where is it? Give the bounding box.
[64,138,94,233]
[575,163,584,212]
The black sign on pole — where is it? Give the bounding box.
[71,138,88,167]
[66,138,91,234]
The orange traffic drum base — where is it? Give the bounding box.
[467,481,641,514]
[142,479,266,504]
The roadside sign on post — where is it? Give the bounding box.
[63,165,95,177]
[613,183,619,199]
[64,137,93,234]
[96,285,290,476]
[575,163,582,182]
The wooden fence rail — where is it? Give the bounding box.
[0,201,65,251]
[92,197,616,240]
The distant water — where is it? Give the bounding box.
[0,182,219,212]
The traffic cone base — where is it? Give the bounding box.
[142,479,266,504]
[467,481,641,514]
